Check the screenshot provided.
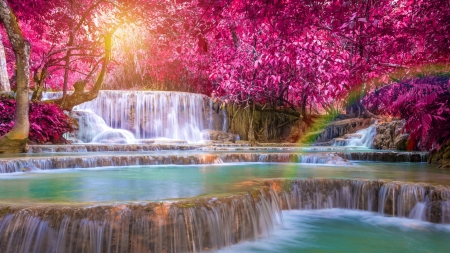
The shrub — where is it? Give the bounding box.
[0,98,73,143]
[363,75,450,151]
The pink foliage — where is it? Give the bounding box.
[0,97,73,143]
[364,76,450,150]
[3,0,450,110]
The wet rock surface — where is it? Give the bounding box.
[372,120,408,150]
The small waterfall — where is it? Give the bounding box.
[269,179,380,211]
[378,182,427,217]
[333,123,377,148]
[266,179,450,223]
[209,99,214,130]
[0,190,281,253]
[70,109,136,143]
[74,91,209,143]
[258,154,268,162]
[221,109,228,132]
[408,202,428,221]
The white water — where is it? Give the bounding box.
[70,109,136,144]
[74,91,208,143]
[333,123,377,148]
[44,91,219,143]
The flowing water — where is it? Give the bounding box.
[74,91,211,142]
[217,209,450,253]
[43,91,224,143]
[333,123,377,148]
[1,91,449,252]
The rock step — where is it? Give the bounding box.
[336,151,429,162]
[0,154,222,173]
[1,151,428,173]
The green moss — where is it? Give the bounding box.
[178,203,195,208]
[0,206,10,216]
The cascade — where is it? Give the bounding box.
[266,179,450,223]
[69,109,136,143]
[74,91,211,143]
[333,123,377,148]
[42,91,226,143]
[0,189,281,253]
[1,179,449,253]
[1,151,432,174]
[0,153,354,173]
[0,154,224,173]
[1,91,447,252]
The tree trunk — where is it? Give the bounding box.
[31,66,47,101]
[0,0,30,153]
[0,33,10,91]
[51,33,113,111]
[248,103,256,144]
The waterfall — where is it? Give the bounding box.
[258,154,268,162]
[377,182,428,217]
[69,109,136,143]
[0,190,281,253]
[333,123,377,148]
[43,91,222,143]
[267,179,450,223]
[74,91,208,143]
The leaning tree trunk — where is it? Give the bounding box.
[0,33,10,91]
[0,0,30,153]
